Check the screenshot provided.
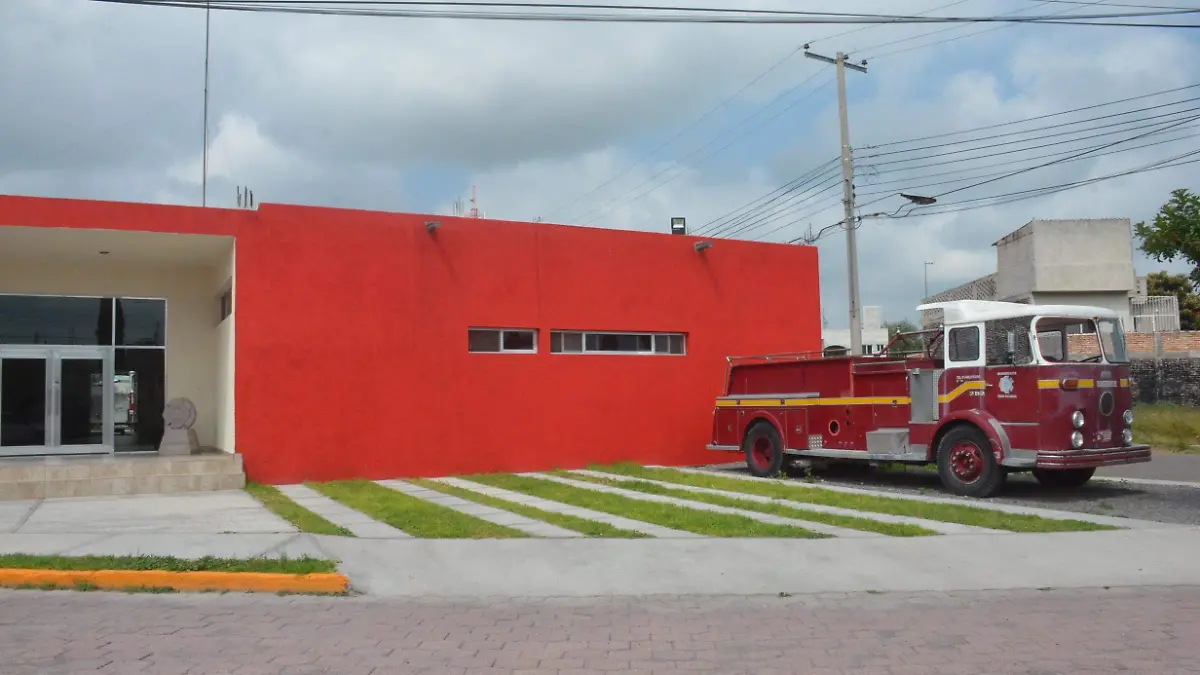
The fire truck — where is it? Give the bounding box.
[708,300,1152,498]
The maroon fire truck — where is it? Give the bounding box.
[708,300,1151,498]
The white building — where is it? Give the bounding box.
[822,305,891,355]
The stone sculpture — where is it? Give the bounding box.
[159,397,200,456]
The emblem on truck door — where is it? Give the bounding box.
[999,375,1015,395]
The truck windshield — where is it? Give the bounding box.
[1097,318,1129,363]
[1034,318,1104,363]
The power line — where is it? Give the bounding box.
[538,45,807,223]
[701,82,1200,243]
[861,108,1200,170]
[692,156,840,235]
[859,95,1200,159]
[860,81,1200,149]
[894,146,1200,216]
[800,147,1200,244]
[543,0,979,223]
[571,71,836,225]
[860,0,1122,60]
[705,174,844,240]
[99,0,1200,26]
[763,115,1200,243]
[856,125,1200,198]
[933,113,1199,198]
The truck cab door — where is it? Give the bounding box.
[942,323,986,413]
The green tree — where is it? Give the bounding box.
[1145,271,1200,331]
[886,319,925,353]
[1135,188,1200,290]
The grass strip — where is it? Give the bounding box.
[311,479,527,539]
[465,474,829,538]
[591,464,1118,533]
[245,482,354,537]
[410,479,649,538]
[1133,403,1200,453]
[0,554,335,574]
[555,472,937,537]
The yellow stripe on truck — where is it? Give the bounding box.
[714,379,986,409]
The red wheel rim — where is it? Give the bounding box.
[949,441,985,483]
[751,436,773,469]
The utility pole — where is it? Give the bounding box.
[804,47,867,355]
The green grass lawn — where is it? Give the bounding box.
[1134,403,1200,453]
[310,479,527,538]
[410,479,649,538]
[0,554,336,575]
[244,482,354,537]
[465,474,829,538]
[556,471,938,537]
[590,463,1117,533]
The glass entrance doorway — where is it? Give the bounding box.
[0,347,112,456]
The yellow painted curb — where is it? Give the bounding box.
[0,568,349,594]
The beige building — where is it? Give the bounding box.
[922,218,1143,328]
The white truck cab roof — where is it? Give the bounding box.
[916,299,1121,327]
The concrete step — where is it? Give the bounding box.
[0,453,246,501]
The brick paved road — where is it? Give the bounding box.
[1,586,1197,675]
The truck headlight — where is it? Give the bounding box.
[1122,428,1133,446]
[1071,431,1084,449]
[1071,410,1085,429]
[1123,409,1133,425]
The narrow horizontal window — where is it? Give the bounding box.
[468,328,537,353]
[550,331,686,355]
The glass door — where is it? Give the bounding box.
[0,347,51,455]
[0,347,111,456]
[52,348,112,453]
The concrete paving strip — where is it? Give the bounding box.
[276,484,411,539]
[376,480,581,538]
[1094,476,1200,489]
[315,525,1200,597]
[525,473,886,538]
[568,469,997,536]
[9,490,298,535]
[659,466,1181,530]
[0,532,333,560]
[431,477,702,539]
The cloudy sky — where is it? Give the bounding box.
[2,0,1198,326]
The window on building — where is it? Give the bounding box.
[947,326,980,362]
[218,284,233,324]
[467,328,537,353]
[550,331,685,355]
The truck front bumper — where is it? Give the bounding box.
[1002,444,1152,470]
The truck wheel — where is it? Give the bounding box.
[937,425,1005,498]
[744,423,785,478]
[1032,468,1095,489]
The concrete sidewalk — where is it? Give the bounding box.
[1100,452,1200,483]
[320,526,1200,597]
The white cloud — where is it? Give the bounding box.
[3,0,1198,325]
[168,112,310,186]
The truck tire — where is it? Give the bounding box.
[1032,468,1095,489]
[744,422,785,478]
[937,424,1005,498]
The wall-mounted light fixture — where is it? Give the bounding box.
[694,241,713,253]
[670,217,687,235]
[425,220,440,233]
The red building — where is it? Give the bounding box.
[0,195,821,483]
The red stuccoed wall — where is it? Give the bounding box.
[0,196,822,483]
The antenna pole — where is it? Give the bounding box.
[201,1,211,207]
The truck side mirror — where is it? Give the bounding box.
[1005,330,1017,364]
